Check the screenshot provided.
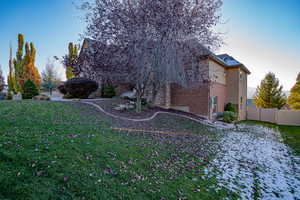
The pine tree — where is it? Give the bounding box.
[287,73,300,110]
[22,79,39,99]
[65,42,78,79]
[253,72,286,109]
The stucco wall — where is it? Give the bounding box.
[226,69,239,105]
[210,82,226,113]
[239,70,248,120]
[209,60,226,85]
[224,68,248,120]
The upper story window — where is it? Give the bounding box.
[240,71,243,81]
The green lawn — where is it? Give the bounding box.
[0,101,236,200]
[240,120,300,155]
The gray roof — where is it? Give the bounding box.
[211,53,251,74]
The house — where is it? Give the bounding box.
[152,53,250,120]
[76,39,250,120]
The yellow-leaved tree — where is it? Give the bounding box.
[287,73,300,110]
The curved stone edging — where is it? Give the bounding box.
[82,101,213,126]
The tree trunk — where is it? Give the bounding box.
[149,88,158,107]
[136,94,142,113]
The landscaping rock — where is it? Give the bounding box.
[33,94,51,101]
[120,90,136,99]
[113,103,135,111]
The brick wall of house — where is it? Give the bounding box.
[154,85,168,108]
[166,58,210,117]
[170,83,210,117]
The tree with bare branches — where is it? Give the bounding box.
[79,0,223,112]
[42,59,61,95]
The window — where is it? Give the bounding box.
[240,97,243,110]
[211,96,218,113]
[240,71,243,81]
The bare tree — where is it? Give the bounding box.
[79,0,223,112]
[42,59,61,95]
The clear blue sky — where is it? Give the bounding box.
[0,0,85,81]
[0,0,299,90]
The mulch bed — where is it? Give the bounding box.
[91,98,162,119]
[90,98,207,121]
[78,99,211,136]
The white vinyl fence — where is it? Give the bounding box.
[247,107,300,126]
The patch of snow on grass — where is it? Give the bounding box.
[205,124,300,200]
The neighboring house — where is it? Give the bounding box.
[76,39,251,120]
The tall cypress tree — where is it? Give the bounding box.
[7,44,17,93]
[65,42,78,80]
[253,72,286,109]
[0,65,5,92]
[23,42,41,88]
[13,34,25,92]
[12,34,41,91]
[287,73,300,110]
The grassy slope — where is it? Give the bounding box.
[241,120,300,155]
[0,101,236,200]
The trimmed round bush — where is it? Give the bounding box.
[58,84,67,95]
[224,103,236,113]
[101,86,116,98]
[64,78,98,99]
[223,111,237,123]
[5,92,13,100]
[22,80,39,99]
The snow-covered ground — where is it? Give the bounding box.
[205,124,300,200]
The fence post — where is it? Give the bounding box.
[275,109,278,124]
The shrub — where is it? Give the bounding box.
[223,111,237,123]
[22,80,39,99]
[64,78,98,99]
[224,103,236,113]
[215,112,224,120]
[101,86,116,98]
[5,92,13,100]
[0,92,6,100]
[63,93,74,99]
[58,84,67,95]
[130,97,147,106]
